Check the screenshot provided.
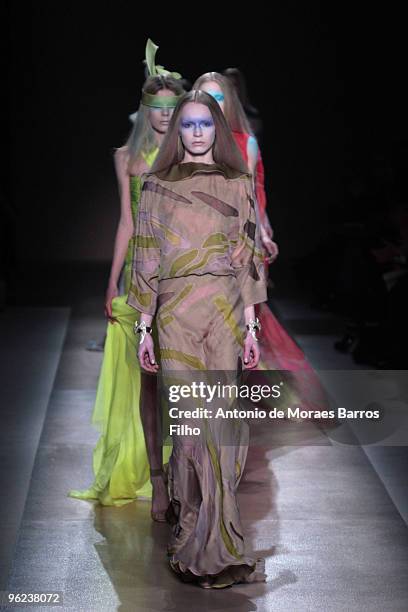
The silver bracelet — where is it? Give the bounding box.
[246,317,261,342]
[133,320,152,344]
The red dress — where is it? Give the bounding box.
[232,131,267,223]
[232,131,327,412]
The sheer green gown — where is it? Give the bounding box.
[68,148,171,506]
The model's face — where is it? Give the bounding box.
[199,80,225,113]
[148,88,176,133]
[179,102,216,157]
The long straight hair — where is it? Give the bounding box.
[193,72,252,135]
[120,75,184,172]
[150,90,248,175]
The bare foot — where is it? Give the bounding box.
[150,473,170,522]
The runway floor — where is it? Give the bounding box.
[1,293,408,611]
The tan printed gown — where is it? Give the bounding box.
[127,161,267,587]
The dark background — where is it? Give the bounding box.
[1,2,407,294]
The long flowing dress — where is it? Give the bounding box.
[127,161,267,586]
[69,148,171,506]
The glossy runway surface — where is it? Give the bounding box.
[0,308,70,592]
[2,297,408,611]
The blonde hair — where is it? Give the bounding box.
[150,90,249,175]
[193,72,252,135]
[119,75,184,172]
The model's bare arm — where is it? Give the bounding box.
[105,149,134,319]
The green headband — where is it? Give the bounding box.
[141,91,181,108]
[141,39,183,108]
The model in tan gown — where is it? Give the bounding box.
[127,161,267,587]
